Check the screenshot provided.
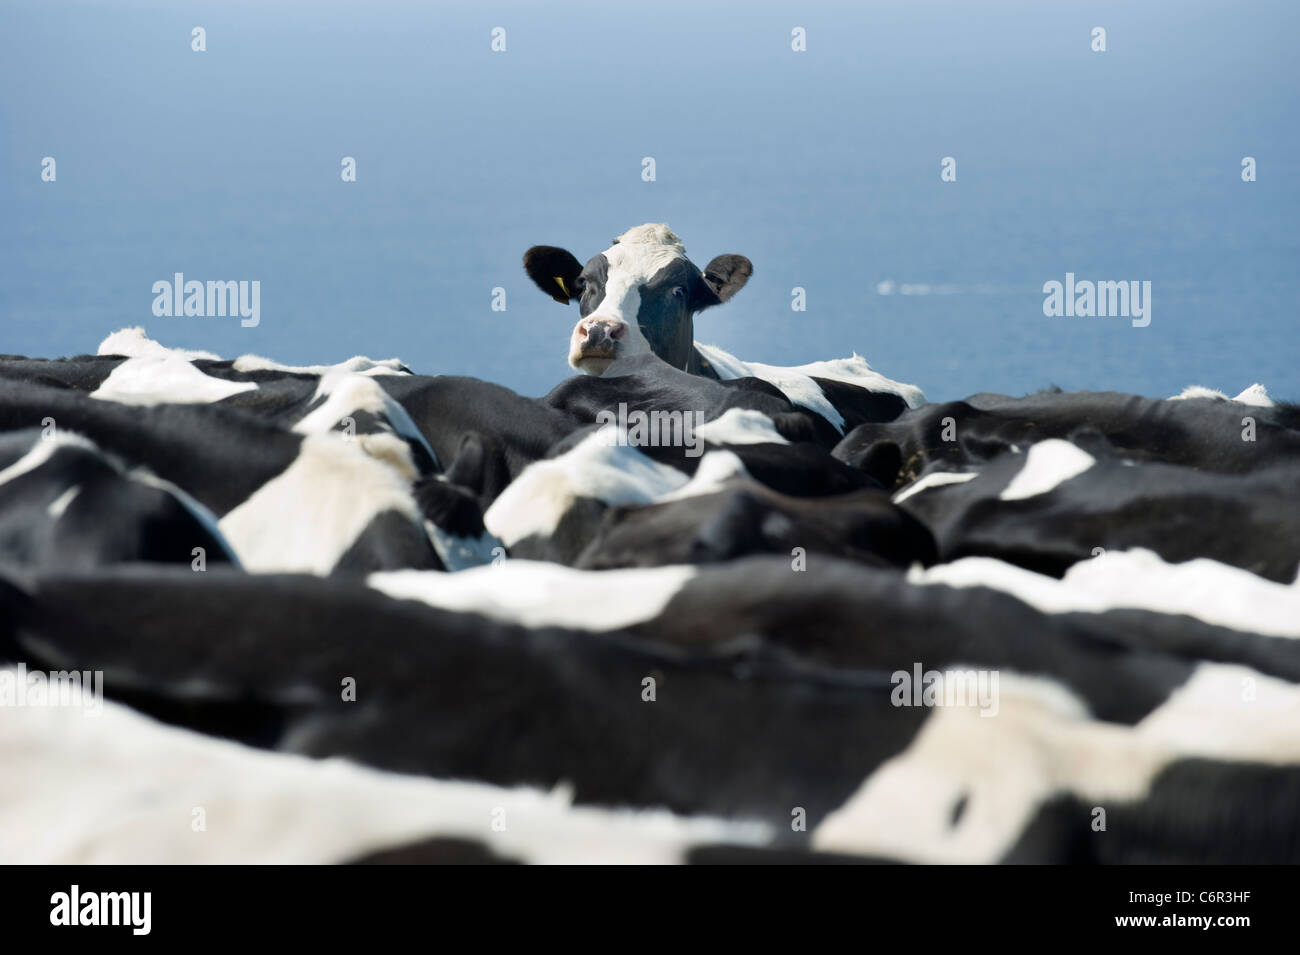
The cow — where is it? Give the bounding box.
[569,452,938,570]
[813,666,1300,863]
[377,373,581,494]
[889,436,1300,582]
[0,681,771,864]
[523,224,925,435]
[912,547,1300,641]
[0,379,441,575]
[833,389,1300,489]
[0,354,125,393]
[0,429,238,572]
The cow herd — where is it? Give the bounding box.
[2,224,1298,863]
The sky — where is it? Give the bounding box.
[2,0,1296,401]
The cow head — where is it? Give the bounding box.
[524,224,752,375]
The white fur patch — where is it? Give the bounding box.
[1233,383,1273,407]
[0,684,768,863]
[90,355,256,406]
[483,429,688,547]
[694,344,926,433]
[218,433,422,574]
[893,470,978,504]
[998,439,1095,501]
[612,223,687,254]
[232,354,409,376]
[94,327,408,390]
[293,370,438,470]
[97,327,221,361]
[369,560,697,631]
[658,451,748,503]
[1170,385,1229,402]
[45,485,81,518]
[1170,383,1273,406]
[911,549,1300,639]
[693,408,790,446]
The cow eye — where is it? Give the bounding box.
[671,286,686,298]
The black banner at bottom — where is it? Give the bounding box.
[3,864,1286,941]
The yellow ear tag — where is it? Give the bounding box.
[554,276,570,297]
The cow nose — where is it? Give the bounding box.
[579,318,626,344]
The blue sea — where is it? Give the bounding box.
[2,0,1297,401]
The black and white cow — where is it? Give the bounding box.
[834,389,1300,489]
[0,679,773,864]
[570,451,938,571]
[0,429,237,572]
[524,224,925,436]
[891,435,1300,581]
[0,379,441,575]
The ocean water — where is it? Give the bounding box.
[2,0,1296,402]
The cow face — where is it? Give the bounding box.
[524,224,752,375]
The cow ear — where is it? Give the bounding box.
[524,246,584,305]
[698,254,753,307]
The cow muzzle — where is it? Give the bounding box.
[569,317,629,373]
